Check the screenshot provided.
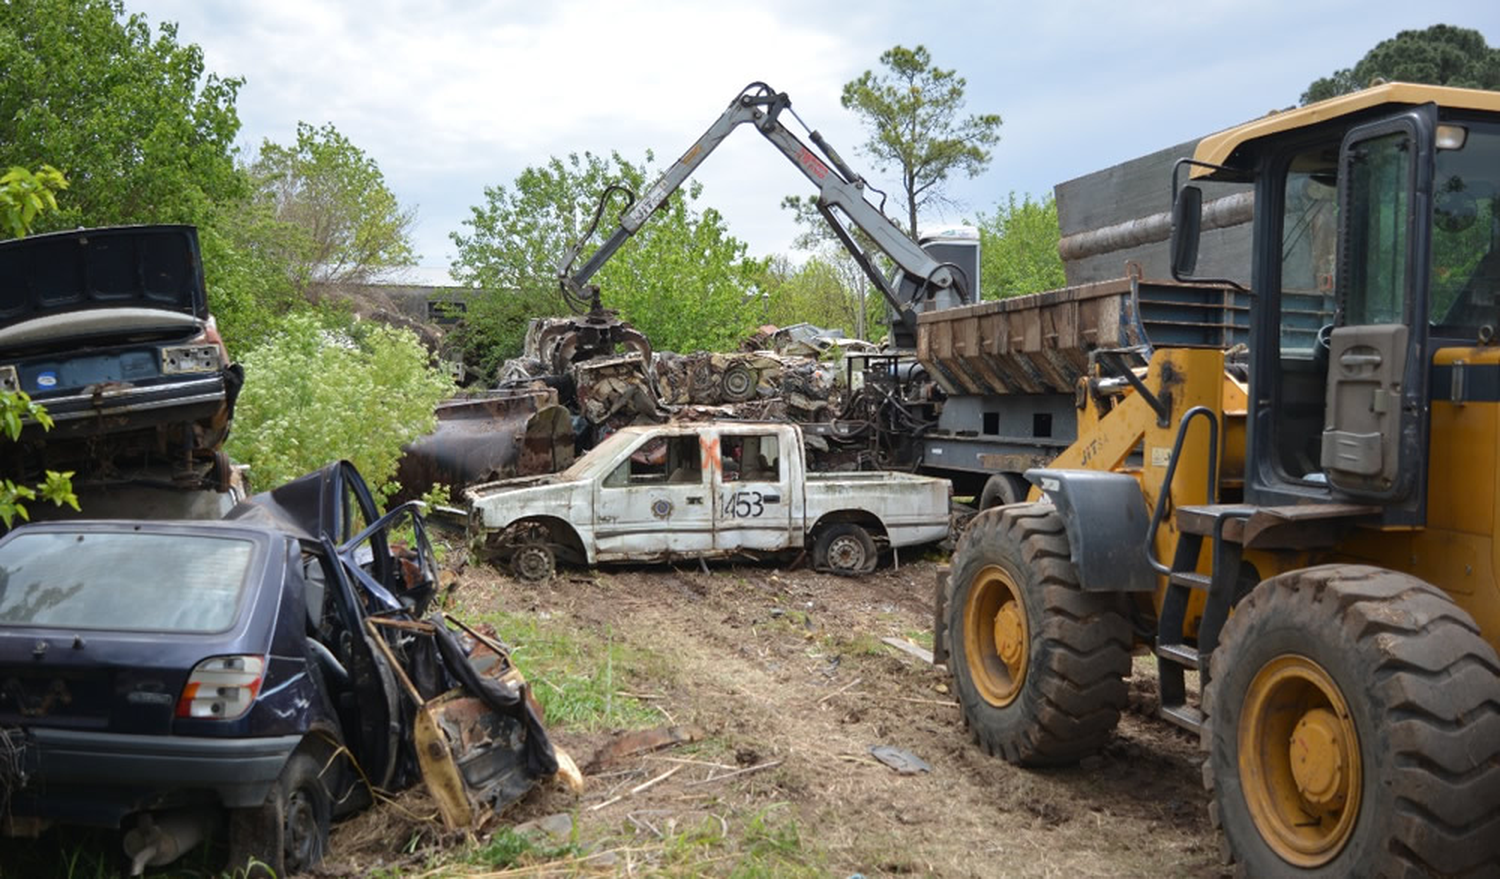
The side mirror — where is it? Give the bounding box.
[1171,185,1203,279]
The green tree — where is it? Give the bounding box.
[758,255,864,338]
[0,166,77,525]
[1302,24,1500,104]
[226,313,453,501]
[249,122,418,295]
[841,45,1002,237]
[451,151,765,376]
[0,0,244,230]
[974,193,1066,299]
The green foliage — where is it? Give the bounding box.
[0,0,244,230]
[249,121,417,292]
[467,607,662,732]
[0,391,78,527]
[0,165,68,239]
[451,151,766,376]
[225,313,453,501]
[757,255,865,339]
[1302,24,1500,104]
[464,827,582,870]
[974,192,1066,298]
[841,45,1003,237]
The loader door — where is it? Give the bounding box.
[1320,108,1436,516]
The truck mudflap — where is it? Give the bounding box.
[1025,468,1156,592]
[365,614,579,829]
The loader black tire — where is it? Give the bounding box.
[946,503,1131,765]
[1203,565,1500,877]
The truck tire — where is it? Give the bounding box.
[813,523,877,575]
[978,473,1029,510]
[227,752,331,878]
[946,503,1130,765]
[1203,565,1500,876]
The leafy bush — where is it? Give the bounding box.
[227,313,453,500]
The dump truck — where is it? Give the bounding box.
[933,82,1500,875]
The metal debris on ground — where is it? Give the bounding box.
[868,745,932,775]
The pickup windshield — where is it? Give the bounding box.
[0,530,254,633]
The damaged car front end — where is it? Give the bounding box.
[0,461,563,876]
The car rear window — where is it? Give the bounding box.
[0,531,255,633]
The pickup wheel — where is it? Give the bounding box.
[227,752,331,878]
[946,503,1130,765]
[813,523,877,575]
[512,542,556,582]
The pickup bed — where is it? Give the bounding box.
[465,422,950,579]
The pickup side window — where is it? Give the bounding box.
[604,435,703,486]
[723,434,780,482]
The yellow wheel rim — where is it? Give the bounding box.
[1239,654,1362,867]
[962,565,1029,707]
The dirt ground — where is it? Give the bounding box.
[322,556,1223,878]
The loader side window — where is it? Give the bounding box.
[1270,148,1341,480]
[1429,121,1500,338]
[1344,131,1413,326]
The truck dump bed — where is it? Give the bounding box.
[915,275,1248,396]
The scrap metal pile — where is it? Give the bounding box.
[493,312,877,454]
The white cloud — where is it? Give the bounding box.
[128,0,1499,271]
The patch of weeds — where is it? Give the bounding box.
[819,631,885,657]
[465,826,582,870]
[729,807,822,878]
[657,814,729,865]
[473,612,662,732]
[902,628,935,649]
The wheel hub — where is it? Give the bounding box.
[515,545,552,580]
[1290,707,1348,811]
[994,602,1025,669]
[828,536,865,571]
[963,565,1028,707]
[1239,654,1362,867]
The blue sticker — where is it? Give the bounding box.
[35,371,57,388]
[651,499,673,519]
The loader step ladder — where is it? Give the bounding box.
[1154,503,1252,733]
[1143,406,1250,735]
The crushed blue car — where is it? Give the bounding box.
[0,461,561,876]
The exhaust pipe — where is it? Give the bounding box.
[122,809,214,876]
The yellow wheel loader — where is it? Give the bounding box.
[933,83,1500,875]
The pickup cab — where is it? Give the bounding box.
[465,421,950,579]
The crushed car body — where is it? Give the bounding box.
[0,225,243,494]
[0,460,562,876]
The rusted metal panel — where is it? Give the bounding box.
[367,614,563,829]
[395,390,574,501]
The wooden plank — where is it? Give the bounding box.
[882,636,935,665]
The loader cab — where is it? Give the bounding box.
[1175,84,1500,527]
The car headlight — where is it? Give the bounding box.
[161,345,223,375]
[0,365,16,393]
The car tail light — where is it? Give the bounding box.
[176,655,265,720]
[161,344,223,375]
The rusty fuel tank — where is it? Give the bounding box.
[395,389,575,501]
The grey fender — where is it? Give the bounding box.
[1025,468,1155,592]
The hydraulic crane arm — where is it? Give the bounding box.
[558,83,969,334]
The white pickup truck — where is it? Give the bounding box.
[465,422,950,580]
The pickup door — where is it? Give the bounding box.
[592,431,715,558]
[712,427,795,551]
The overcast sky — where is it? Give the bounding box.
[129,1,1495,282]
